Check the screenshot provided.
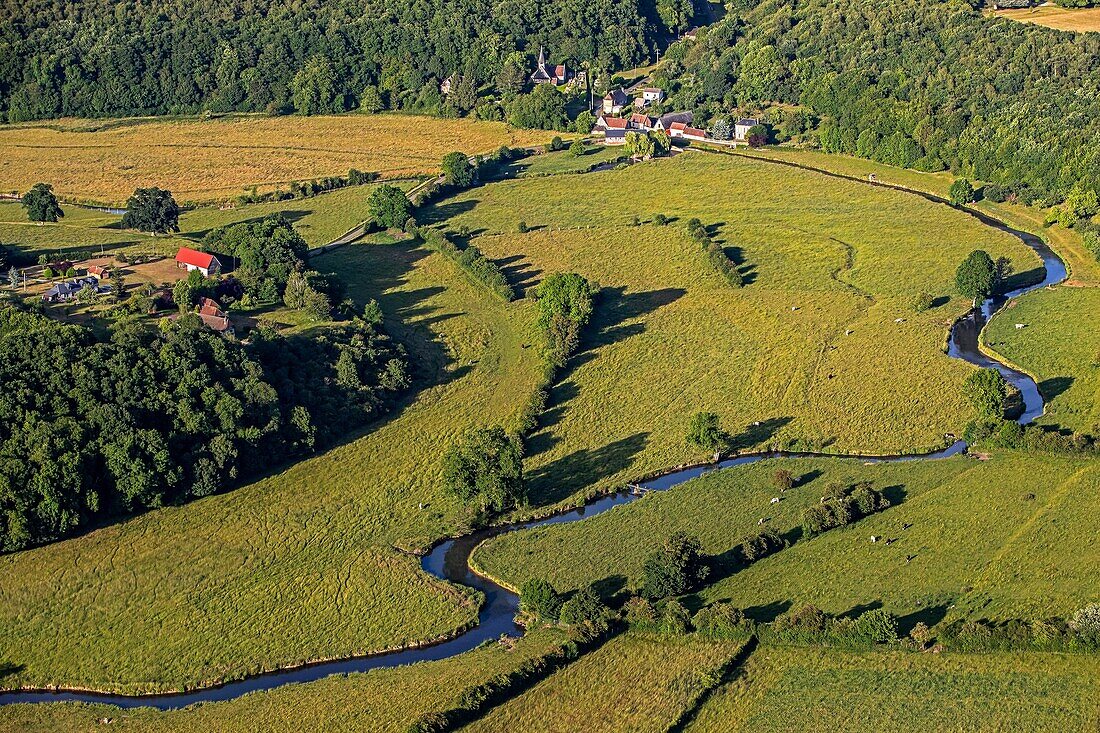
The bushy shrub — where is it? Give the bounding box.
[657,599,693,635]
[801,482,890,536]
[693,602,751,639]
[422,229,515,301]
[640,532,709,600]
[738,528,786,563]
[520,578,562,622]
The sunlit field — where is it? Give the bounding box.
[994,4,1100,32]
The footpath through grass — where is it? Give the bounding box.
[687,644,1100,733]
[0,114,553,205]
[0,630,568,733]
[475,451,1100,622]
[427,152,1037,507]
[0,238,544,692]
[463,632,746,733]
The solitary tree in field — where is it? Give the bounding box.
[367,184,411,229]
[122,187,179,234]
[22,183,63,223]
[963,367,1008,419]
[569,139,586,157]
[442,425,525,514]
[686,411,729,461]
[949,177,975,206]
[955,249,996,303]
[441,151,476,188]
[640,532,709,600]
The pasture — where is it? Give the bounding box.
[739,146,1100,285]
[0,114,552,205]
[474,452,1100,622]
[463,632,746,733]
[502,145,626,178]
[985,287,1100,435]
[0,631,569,733]
[427,152,1037,507]
[687,645,1100,732]
[0,237,544,692]
[994,4,1100,32]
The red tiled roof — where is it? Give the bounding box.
[198,297,224,317]
[669,122,688,132]
[629,113,652,125]
[602,116,628,129]
[199,313,232,332]
[554,64,566,77]
[683,126,707,137]
[176,247,217,270]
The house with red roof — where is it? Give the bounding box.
[628,113,654,131]
[175,247,222,277]
[195,297,234,335]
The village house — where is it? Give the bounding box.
[594,115,628,133]
[654,111,694,132]
[602,88,630,116]
[530,47,569,86]
[667,122,709,142]
[627,112,654,131]
[603,128,628,146]
[681,26,703,41]
[734,117,760,143]
[175,247,222,277]
[635,87,664,108]
[197,297,234,336]
[42,276,108,303]
[86,265,111,280]
[440,74,455,96]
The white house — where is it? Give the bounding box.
[636,87,664,108]
[602,88,630,115]
[734,117,760,142]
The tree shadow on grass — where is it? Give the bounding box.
[743,599,792,623]
[417,198,479,227]
[526,432,649,507]
[576,286,686,357]
[0,662,23,681]
[1038,376,1074,402]
[495,253,543,297]
[729,416,793,451]
[897,603,951,636]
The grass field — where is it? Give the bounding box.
[463,632,745,733]
[985,287,1100,435]
[0,114,553,205]
[0,238,545,692]
[425,152,1037,507]
[0,181,408,266]
[502,145,626,178]
[739,146,1100,286]
[994,4,1100,32]
[474,451,1100,622]
[0,631,568,733]
[687,645,1100,732]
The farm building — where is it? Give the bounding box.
[197,297,234,336]
[175,247,222,277]
[603,129,627,146]
[87,265,111,279]
[594,115,628,132]
[654,111,694,132]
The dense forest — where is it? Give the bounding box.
[0,0,663,121]
[656,0,1100,201]
[0,307,408,551]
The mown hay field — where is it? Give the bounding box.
[0,114,552,205]
[0,631,568,733]
[427,152,1038,506]
[687,645,1100,733]
[475,452,1100,622]
[0,238,544,692]
[463,632,745,733]
[995,5,1100,32]
[985,287,1100,435]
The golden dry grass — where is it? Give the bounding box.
[994,4,1100,32]
[0,114,553,205]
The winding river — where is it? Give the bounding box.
[0,167,1068,711]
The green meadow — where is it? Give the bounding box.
[474,452,1100,622]
[427,152,1038,508]
[0,182,407,265]
[985,287,1100,436]
[687,645,1100,733]
[0,631,568,733]
[0,237,544,692]
[501,145,625,178]
[463,632,745,733]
